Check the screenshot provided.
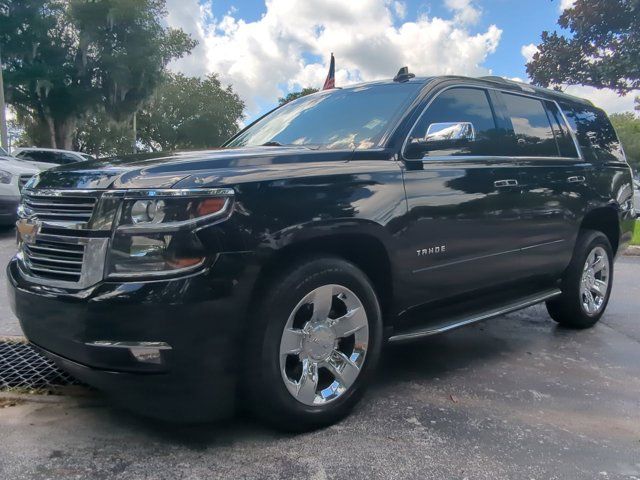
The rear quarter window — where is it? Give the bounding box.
[560,103,625,163]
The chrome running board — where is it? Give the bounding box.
[388,288,562,343]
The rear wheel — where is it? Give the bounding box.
[546,230,613,328]
[244,257,382,431]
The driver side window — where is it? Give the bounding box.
[404,87,501,159]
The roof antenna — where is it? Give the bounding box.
[393,66,415,82]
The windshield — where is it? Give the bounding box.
[16,150,82,165]
[227,83,422,150]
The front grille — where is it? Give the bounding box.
[18,174,33,192]
[22,192,98,222]
[22,239,85,282]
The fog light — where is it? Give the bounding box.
[87,341,172,364]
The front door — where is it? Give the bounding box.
[396,86,533,322]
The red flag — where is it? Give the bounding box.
[322,53,335,90]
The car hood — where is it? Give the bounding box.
[0,156,42,175]
[28,146,354,190]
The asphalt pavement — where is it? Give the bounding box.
[0,228,639,479]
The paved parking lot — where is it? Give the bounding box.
[0,228,639,479]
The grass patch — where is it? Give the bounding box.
[632,221,640,246]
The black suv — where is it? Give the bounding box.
[8,75,635,430]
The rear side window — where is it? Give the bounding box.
[405,87,502,159]
[501,93,558,157]
[560,103,624,163]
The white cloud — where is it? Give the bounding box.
[562,85,639,115]
[521,43,538,63]
[391,1,407,20]
[559,0,575,12]
[444,0,482,25]
[165,0,501,114]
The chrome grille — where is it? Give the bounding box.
[18,174,33,192]
[22,192,98,222]
[22,239,85,282]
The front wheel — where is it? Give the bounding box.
[546,230,614,328]
[244,257,383,431]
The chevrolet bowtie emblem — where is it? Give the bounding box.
[16,217,41,245]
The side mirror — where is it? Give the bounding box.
[425,122,475,142]
[405,122,475,159]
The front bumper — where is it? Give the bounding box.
[7,252,258,422]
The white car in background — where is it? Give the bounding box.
[12,147,95,170]
[0,146,40,226]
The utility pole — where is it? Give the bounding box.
[131,111,137,154]
[0,45,9,152]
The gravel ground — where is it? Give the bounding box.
[0,229,639,479]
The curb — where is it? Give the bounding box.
[623,246,640,256]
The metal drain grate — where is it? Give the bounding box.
[0,339,79,390]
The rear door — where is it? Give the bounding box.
[496,91,588,277]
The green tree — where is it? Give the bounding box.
[278,88,319,106]
[72,109,133,157]
[136,73,244,151]
[526,0,639,94]
[610,112,640,172]
[0,0,195,149]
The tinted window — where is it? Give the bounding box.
[545,101,579,158]
[560,103,624,163]
[502,93,558,157]
[16,151,80,165]
[227,83,422,150]
[405,87,501,159]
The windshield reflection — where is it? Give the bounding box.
[227,83,422,150]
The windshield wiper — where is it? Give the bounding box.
[261,141,283,146]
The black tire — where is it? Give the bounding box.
[243,257,383,432]
[546,229,614,329]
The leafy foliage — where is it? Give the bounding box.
[526,0,639,94]
[137,73,244,152]
[0,0,195,149]
[278,88,319,106]
[610,112,640,172]
[69,73,244,156]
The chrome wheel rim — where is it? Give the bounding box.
[279,284,369,406]
[580,246,610,315]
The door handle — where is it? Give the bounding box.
[567,176,586,184]
[494,179,519,188]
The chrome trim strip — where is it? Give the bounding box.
[412,239,565,274]
[122,188,235,199]
[400,83,584,163]
[86,341,172,350]
[388,289,562,343]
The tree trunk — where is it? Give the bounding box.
[53,117,76,150]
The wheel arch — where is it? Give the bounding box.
[579,206,620,255]
[249,227,395,324]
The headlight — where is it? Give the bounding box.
[106,188,234,278]
[0,170,13,184]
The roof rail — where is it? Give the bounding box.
[478,76,594,106]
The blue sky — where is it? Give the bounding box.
[165,0,638,119]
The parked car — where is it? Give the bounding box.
[12,147,95,169]
[7,74,635,430]
[0,146,40,225]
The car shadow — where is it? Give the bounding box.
[94,316,545,446]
